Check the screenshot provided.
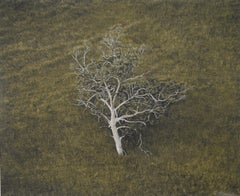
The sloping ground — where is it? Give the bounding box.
[0,0,240,195]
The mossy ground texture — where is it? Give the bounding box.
[0,0,240,195]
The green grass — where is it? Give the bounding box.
[1,0,240,195]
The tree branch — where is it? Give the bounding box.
[117,118,146,126]
[117,109,150,122]
[137,133,152,156]
[123,71,150,83]
[100,98,111,111]
[103,81,113,108]
[112,77,121,105]
[116,125,131,130]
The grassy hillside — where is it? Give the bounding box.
[1,0,240,195]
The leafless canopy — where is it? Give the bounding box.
[73,28,187,155]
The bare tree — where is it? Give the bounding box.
[73,29,187,156]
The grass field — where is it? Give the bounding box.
[1,0,240,195]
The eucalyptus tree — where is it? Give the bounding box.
[73,29,187,156]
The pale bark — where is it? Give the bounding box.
[110,122,124,156]
[109,112,124,156]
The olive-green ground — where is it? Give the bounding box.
[0,0,240,195]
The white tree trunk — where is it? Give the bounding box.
[109,120,124,156]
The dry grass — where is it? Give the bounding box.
[1,0,240,195]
